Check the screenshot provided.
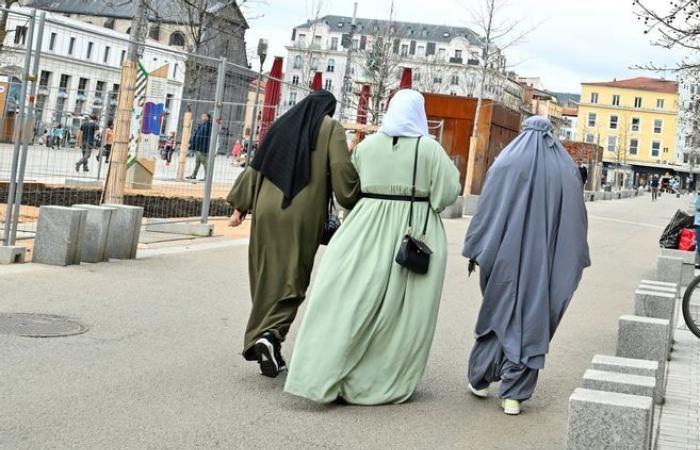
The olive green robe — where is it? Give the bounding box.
[227,116,361,359]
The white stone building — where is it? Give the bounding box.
[677,76,699,166]
[281,15,523,120]
[2,7,186,138]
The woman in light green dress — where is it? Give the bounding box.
[284,90,461,405]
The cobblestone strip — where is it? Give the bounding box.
[656,293,700,450]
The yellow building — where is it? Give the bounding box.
[576,77,679,185]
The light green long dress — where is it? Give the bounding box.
[284,132,461,405]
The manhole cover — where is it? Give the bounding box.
[0,313,88,338]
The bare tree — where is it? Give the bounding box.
[463,0,534,138]
[633,0,700,71]
[360,6,403,125]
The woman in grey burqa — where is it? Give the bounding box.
[462,116,590,415]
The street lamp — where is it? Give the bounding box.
[246,38,268,167]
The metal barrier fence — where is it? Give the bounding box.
[0,7,444,246]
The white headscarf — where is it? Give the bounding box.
[380,89,429,137]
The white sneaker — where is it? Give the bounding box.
[501,399,521,415]
[468,383,489,398]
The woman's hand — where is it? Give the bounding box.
[228,209,245,227]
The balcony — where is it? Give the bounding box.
[449,57,463,64]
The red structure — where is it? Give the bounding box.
[311,72,323,91]
[258,56,283,144]
[399,67,413,89]
[356,84,371,125]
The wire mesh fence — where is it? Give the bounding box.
[1,6,446,245]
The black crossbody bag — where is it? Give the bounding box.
[395,137,433,274]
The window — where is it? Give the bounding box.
[585,133,595,144]
[631,117,640,132]
[293,55,302,69]
[587,112,597,127]
[634,97,642,108]
[607,136,617,152]
[359,35,367,50]
[455,49,463,60]
[417,45,425,57]
[288,91,297,106]
[103,46,110,63]
[409,40,416,55]
[86,42,94,59]
[120,50,126,64]
[612,94,620,106]
[168,32,185,47]
[400,44,409,57]
[609,115,618,129]
[49,32,57,51]
[629,138,639,155]
[352,39,359,50]
[68,37,76,55]
[392,39,400,54]
[95,80,105,96]
[450,74,459,85]
[14,26,27,45]
[149,24,160,41]
[654,119,663,133]
[426,42,436,56]
[651,141,661,157]
[173,63,178,77]
[297,33,306,46]
[326,58,335,72]
[77,77,89,96]
[433,72,443,84]
[657,99,664,109]
[413,71,421,82]
[313,35,322,48]
[59,74,71,94]
[292,75,299,85]
[310,57,319,71]
[590,92,598,104]
[438,48,446,59]
[39,70,51,88]
[331,37,338,50]
[324,79,332,91]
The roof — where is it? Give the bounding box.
[22,0,248,28]
[296,15,484,46]
[552,92,581,105]
[582,77,678,94]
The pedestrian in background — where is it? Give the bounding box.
[186,113,212,181]
[284,89,461,405]
[226,90,360,378]
[75,115,98,172]
[651,175,660,201]
[579,163,588,188]
[163,132,176,166]
[462,116,590,415]
[102,123,114,163]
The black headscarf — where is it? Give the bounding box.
[250,89,337,208]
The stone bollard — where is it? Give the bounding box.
[661,249,697,287]
[582,369,659,405]
[656,255,683,286]
[33,206,87,266]
[567,388,653,450]
[73,204,116,263]
[592,355,661,405]
[639,279,678,297]
[103,204,144,260]
[616,315,670,393]
[0,246,26,264]
[634,289,676,355]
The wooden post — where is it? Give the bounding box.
[463,135,478,196]
[176,110,193,181]
[103,60,137,204]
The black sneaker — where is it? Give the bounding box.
[185,175,195,180]
[253,331,286,378]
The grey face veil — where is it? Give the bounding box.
[462,116,591,369]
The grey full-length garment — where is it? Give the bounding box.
[462,116,591,401]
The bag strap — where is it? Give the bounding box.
[408,136,422,230]
[326,121,336,214]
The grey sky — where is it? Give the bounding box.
[245,0,684,94]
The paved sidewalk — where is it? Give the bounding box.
[656,294,700,449]
[0,194,696,449]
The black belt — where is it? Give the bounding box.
[363,193,429,202]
